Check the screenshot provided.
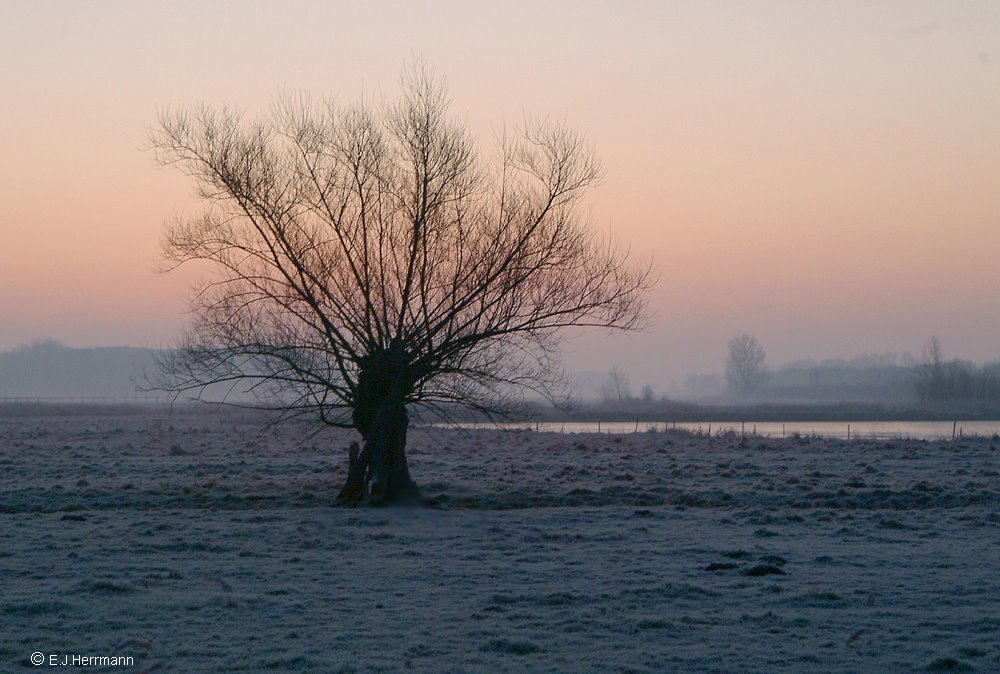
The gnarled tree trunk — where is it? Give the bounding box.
[336,342,420,506]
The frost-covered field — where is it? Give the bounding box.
[1,407,998,673]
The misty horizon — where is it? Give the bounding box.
[5,337,999,404]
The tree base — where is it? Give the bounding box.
[335,441,421,507]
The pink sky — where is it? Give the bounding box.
[1,0,998,388]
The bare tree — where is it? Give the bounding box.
[923,336,944,369]
[916,335,945,401]
[640,383,655,403]
[598,365,632,403]
[725,334,767,396]
[149,64,653,505]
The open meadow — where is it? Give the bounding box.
[1,406,998,673]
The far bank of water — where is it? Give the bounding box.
[436,420,1000,440]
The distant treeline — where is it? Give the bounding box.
[0,340,254,403]
[676,353,1000,405]
[678,353,920,402]
[0,340,157,398]
[915,360,1000,402]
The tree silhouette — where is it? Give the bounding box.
[725,334,767,396]
[149,65,653,505]
[598,365,632,403]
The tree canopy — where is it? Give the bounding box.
[725,333,767,396]
[150,65,653,503]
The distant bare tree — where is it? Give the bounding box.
[923,336,944,369]
[917,336,946,401]
[149,64,653,505]
[725,334,767,396]
[640,383,655,403]
[599,365,632,403]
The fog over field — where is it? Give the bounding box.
[6,341,1000,414]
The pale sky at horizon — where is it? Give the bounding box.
[1,0,998,390]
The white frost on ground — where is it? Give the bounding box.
[1,408,998,672]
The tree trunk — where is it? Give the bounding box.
[335,341,421,506]
[336,396,419,506]
[365,397,419,505]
